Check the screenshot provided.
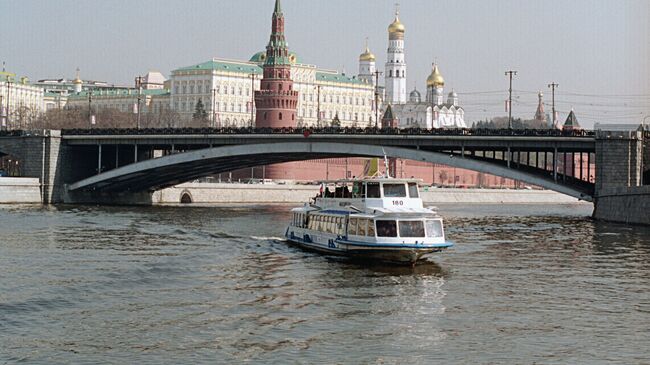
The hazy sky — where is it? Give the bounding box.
[1,0,648,127]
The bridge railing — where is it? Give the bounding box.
[0,130,47,137]
[59,127,596,138]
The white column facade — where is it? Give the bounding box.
[358,60,375,85]
[385,37,406,104]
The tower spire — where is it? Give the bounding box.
[255,0,298,128]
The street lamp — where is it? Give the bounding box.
[0,94,5,130]
[314,85,321,128]
[135,76,144,129]
[249,73,257,127]
[642,115,650,186]
[211,87,216,128]
[88,90,94,128]
[505,70,517,129]
[5,76,13,130]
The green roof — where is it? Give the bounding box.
[69,88,170,99]
[173,60,262,74]
[564,110,580,128]
[249,51,301,64]
[174,59,366,86]
[316,72,365,85]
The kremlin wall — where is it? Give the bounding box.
[227,0,587,187]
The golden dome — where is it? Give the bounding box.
[388,14,405,35]
[359,45,376,62]
[426,64,445,88]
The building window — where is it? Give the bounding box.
[264,112,267,120]
[239,87,242,95]
[230,103,234,112]
[279,112,282,120]
[216,86,220,93]
[182,85,187,94]
[231,86,235,94]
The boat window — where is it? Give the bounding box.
[408,183,419,198]
[376,220,397,237]
[352,182,363,198]
[366,182,380,198]
[426,220,443,237]
[367,220,376,237]
[348,218,358,235]
[399,221,425,238]
[383,183,407,198]
[358,219,367,236]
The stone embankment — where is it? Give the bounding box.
[592,186,650,225]
[0,177,41,204]
[152,183,586,205]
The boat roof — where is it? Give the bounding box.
[318,177,424,184]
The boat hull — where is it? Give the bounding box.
[285,229,451,265]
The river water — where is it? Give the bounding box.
[0,203,648,364]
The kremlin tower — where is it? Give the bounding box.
[254,0,299,128]
[426,64,445,105]
[385,9,407,104]
[358,39,376,84]
[534,91,548,125]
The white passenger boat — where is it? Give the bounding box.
[284,177,453,265]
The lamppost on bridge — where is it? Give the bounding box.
[373,70,383,128]
[249,73,256,128]
[0,94,5,130]
[641,115,650,186]
[135,75,144,129]
[505,70,517,129]
[88,90,95,128]
[5,75,13,130]
[315,85,322,128]
[211,87,216,128]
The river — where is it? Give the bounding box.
[0,203,648,364]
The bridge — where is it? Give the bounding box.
[0,127,648,224]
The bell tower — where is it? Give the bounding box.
[385,7,407,104]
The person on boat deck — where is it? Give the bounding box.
[325,187,333,198]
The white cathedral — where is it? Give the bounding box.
[357,10,467,129]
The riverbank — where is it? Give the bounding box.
[0,179,590,205]
[152,182,588,205]
[0,177,41,203]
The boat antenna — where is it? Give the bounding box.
[382,147,391,178]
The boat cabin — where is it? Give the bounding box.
[315,178,424,210]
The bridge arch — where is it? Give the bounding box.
[68,142,592,201]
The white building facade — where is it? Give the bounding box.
[384,11,407,104]
[169,53,375,127]
[1,72,45,128]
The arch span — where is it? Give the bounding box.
[68,142,592,201]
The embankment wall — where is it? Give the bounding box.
[0,177,41,203]
[593,186,650,225]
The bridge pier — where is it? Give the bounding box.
[593,130,649,225]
